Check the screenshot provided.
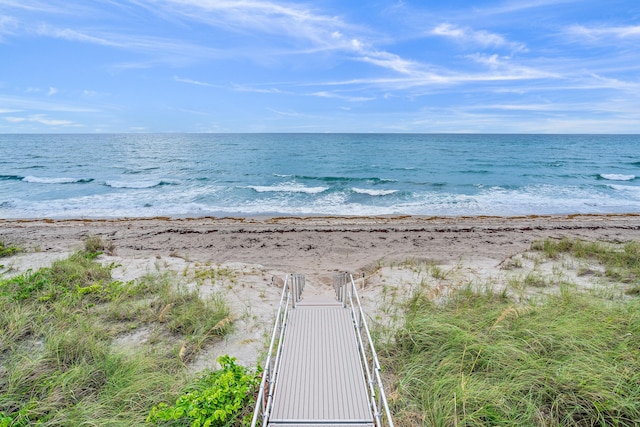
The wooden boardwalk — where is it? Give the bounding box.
[268,296,374,426]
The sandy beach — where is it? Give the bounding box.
[4,214,640,274]
[3,214,640,367]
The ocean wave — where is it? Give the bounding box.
[22,176,93,184]
[609,184,640,194]
[0,174,24,181]
[599,174,636,181]
[352,188,398,196]
[248,184,328,194]
[272,174,396,184]
[105,180,178,189]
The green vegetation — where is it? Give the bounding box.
[148,355,260,427]
[531,238,640,294]
[382,238,640,426]
[83,235,116,255]
[0,240,21,258]
[0,247,243,426]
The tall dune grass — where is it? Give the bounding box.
[382,240,640,426]
[0,246,234,426]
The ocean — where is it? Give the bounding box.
[1,133,639,219]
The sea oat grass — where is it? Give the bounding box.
[0,249,236,426]
[383,282,640,426]
[532,238,640,285]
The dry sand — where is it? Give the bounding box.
[3,214,640,368]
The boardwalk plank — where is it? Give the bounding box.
[269,301,373,425]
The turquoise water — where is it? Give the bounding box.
[1,133,639,218]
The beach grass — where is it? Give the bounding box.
[0,240,21,258]
[0,245,238,426]
[381,238,640,426]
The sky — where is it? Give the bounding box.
[1,0,639,133]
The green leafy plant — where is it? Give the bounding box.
[148,355,260,427]
[0,412,14,427]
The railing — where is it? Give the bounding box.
[334,273,395,427]
[250,274,304,427]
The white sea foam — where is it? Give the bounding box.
[609,184,640,194]
[23,176,89,184]
[105,180,171,189]
[248,184,328,194]
[352,188,398,196]
[600,174,635,181]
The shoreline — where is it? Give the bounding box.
[4,212,640,221]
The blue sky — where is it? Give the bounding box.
[1,0,639,133]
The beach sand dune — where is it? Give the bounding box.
[3,214,640,367]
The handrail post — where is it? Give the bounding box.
[342,272,347,308]
[292,274,296,309]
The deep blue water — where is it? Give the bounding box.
[1,133,639,218]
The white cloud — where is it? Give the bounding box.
[0,15,18,39]
[145,0,355,50]
[0,94,99,112]
[0,0,69,13]
[35,23,223,65]
[431,23,527,52]
[231,83,281,94]
[568,25,640,40]
[47,87,58,96]
[465,53,557,79]
[4,114,76,126]
[357,50,422,75]
[174,76,215,87]
[310,91,374,102]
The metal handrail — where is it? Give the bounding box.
[250,274,304,427]
[336,273,395,427]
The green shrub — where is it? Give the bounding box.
[148,355,260,427]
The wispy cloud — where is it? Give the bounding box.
[173,76,215,87]
[568,24,640,40]
[0,94,99,112]
[310,91,374,102]
[431,23,527,52]
[4,114,78,126]
[139,0,441,80]
[149,0,355,49]
[35,23,224,66]
[0,0,67,13]
[231,83,282,94]
[475,0,581,16]
[0,15,18,39]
